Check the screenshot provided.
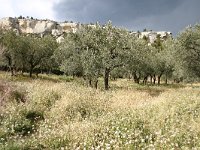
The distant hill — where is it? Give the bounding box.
[0,17,172,43]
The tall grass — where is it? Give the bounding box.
[0,72,200,149]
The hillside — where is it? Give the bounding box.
[0,17,172,43]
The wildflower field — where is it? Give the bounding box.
[0,72,200,149]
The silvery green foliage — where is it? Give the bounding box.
[54,22,200,85]
[55,22,130,89]
[177,24,200,80]
[0,31,17,66]
[54,31,84,77]
[21,35,58,77]
[0,31,58,77]
[125,36,150,76]
[154,39,175,78]
[80,24,103,82]
[99,22,129,70]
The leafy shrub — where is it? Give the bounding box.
[3,108,44,137]
[25,110,44,123]
[9,90,26,103]
[13,119,34,136]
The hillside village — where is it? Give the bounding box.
[0,17,172,43]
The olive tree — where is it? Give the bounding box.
[24,36,58,77]
[99,22,130,90]
[177,24,200,80]
[125,36,151,84]
[55,22,130,90]
[0,30,18,75]
[54,32,84,77]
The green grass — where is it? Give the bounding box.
[0,71,200,149]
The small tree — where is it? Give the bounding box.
[0,30,18,75]
[125,36,150,84]
[54,32,83,77]
[55,22,130,90]
[177,24,200,80]
[99,22,130,90]
[22,36,57,77]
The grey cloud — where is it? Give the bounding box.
[54,0,200,34]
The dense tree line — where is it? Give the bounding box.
[0,31,58,77]
[0,22,200,89]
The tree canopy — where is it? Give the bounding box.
[0,22,200,89]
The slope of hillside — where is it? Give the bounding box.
[0,72,200,149]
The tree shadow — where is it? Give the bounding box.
[134,83,186,97]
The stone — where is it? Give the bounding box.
[0,17,172,44]
[0,17,78,36]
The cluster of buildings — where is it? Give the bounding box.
[0,17,172,43]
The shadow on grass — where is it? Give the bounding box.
[109,79,186,97]
[37,75,73,83]
[0,72,74,83]
[135,87,164,97]
[134,83,186,97]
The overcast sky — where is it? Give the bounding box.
[0,0,200,34]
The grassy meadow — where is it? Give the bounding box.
[0,71,200,149]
